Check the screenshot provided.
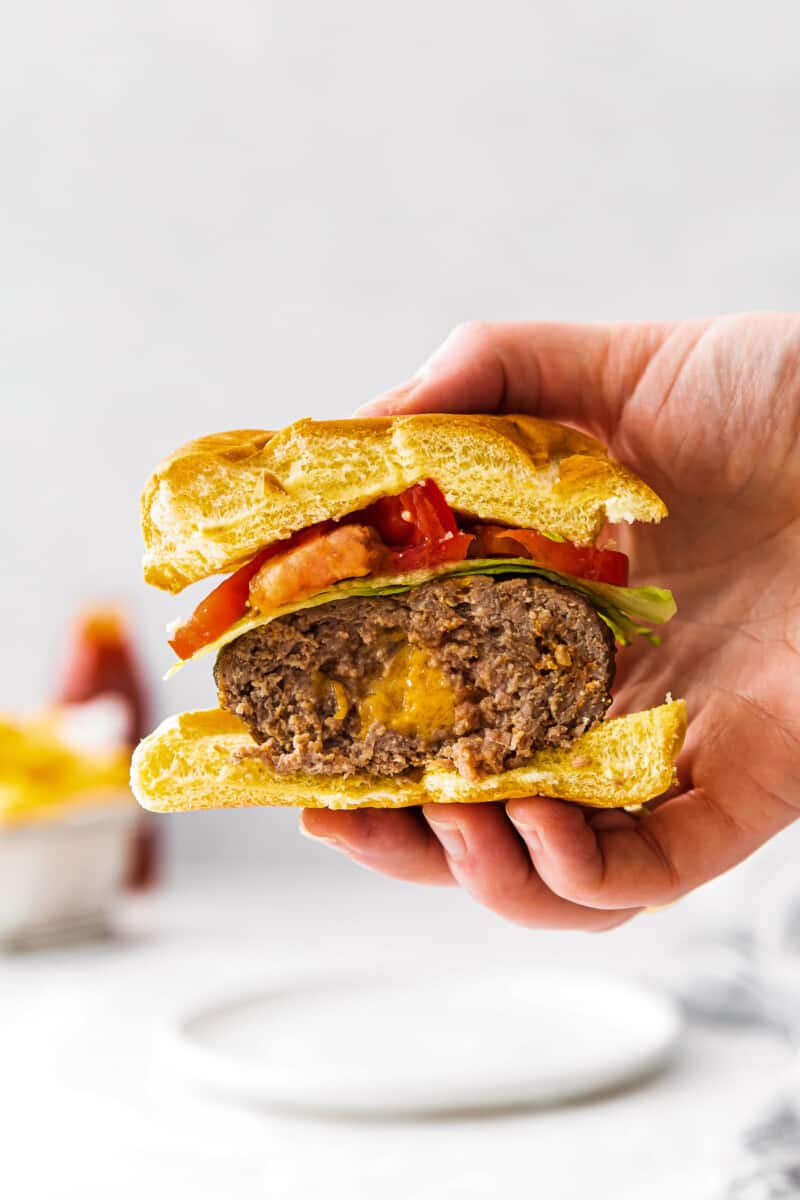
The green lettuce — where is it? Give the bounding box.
[166,558,676,677]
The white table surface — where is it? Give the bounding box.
[0,856,791,1200]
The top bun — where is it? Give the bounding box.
[142,415,667,593]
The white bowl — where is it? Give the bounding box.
[0,796,137,950]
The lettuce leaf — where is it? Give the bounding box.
[165,558,676,676]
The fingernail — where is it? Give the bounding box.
[507,813,542,854]
[426,819,467,862]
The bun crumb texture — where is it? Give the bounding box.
[141,415,667,593]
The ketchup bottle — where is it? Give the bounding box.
[54,607,159,890]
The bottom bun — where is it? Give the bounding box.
[131,700,686,812]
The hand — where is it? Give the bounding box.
[301,315,800,930]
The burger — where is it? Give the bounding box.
[131,414,685,813]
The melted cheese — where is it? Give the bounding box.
[359,644,455,738]
[312,673,350,722]
[330,679,349,721]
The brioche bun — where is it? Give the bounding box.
[137,414,681,815]
[142,415,667,593]
[131,700,686,813]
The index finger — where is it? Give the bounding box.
[506,780,798,910]
[357,319,681,439]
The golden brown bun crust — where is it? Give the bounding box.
[131,701,686,812]
[142,415,667,593]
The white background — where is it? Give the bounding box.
[3,1,799,864]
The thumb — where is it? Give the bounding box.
[355,318,677,439]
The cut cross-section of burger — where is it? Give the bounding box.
[131,414,686,813]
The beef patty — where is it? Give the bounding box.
[214,574,615,780]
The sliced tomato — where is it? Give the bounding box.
[168,483,468,660]
[389,530,474,571]
[168,525,332,660]
[471,524,629,586]
[168,562,262,660]
[361,479,458,548]
[405,478,460,541]
[359,493,416,546]
[357,480,471,571]
[170,480,630,662]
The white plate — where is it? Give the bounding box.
[163,964,682,1116]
